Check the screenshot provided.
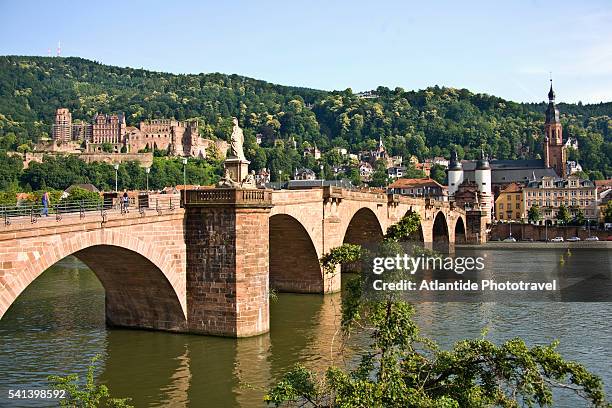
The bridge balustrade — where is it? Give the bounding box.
[182,189,273,207]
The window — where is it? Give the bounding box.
[500,203,504,210]
[516,203,520,209]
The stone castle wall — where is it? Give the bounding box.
[22,151,154,168]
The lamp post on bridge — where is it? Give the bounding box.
[320,164,324,187]
[145,167,150,192]
[182,158,188,189]
[182,158,188,204]
[113,163,119,192]
[278,170,282,190]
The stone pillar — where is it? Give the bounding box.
[183,188,273,337]
[466,210,488,244]
[224,158,250,184]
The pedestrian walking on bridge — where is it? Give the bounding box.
[41,191,50,217]
[122,191,129,213]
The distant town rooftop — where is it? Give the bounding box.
[388,178,444,189]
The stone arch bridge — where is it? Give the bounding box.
[0,187,486,337]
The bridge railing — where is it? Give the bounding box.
[1,197,177,227]
[182,189,273,207]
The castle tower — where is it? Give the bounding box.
[447,149,463,196]
[543,81,566,177]
[52,108,72,142]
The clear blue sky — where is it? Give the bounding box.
[1,0,611,103]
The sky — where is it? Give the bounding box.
[1,0,611,103]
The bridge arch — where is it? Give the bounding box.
[1,229,187,332]
[341,207,384,274]
[342,207,384,246]
[269,214,323,293]
[454,216,467,244]
[432,211,450,251]
[401,209,425,242]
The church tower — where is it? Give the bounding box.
[543,81,566,177]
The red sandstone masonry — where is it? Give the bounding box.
[0,209,187,330]
[1,188,477,337]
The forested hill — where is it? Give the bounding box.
[1,55,611,177]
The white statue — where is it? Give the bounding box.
[241,170,257,189]
[229,117,246,161]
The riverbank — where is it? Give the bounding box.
[458,241,612,250]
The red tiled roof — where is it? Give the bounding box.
[499,182,523,194]
[594,180,612,189]
[388,178,444,189]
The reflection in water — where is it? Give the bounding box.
[0,254,610,407]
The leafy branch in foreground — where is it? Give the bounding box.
[267,299,608,407]
[48,355,133,408]
[266,213,609,407]
[320,243,363,274]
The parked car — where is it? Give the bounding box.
[520,237,534,242]
[566,236,581,242]
[607,236,612,241]
[490,237,502,242]
[585,236,599,241]
[503,236,517,242]
[550,237,564,242]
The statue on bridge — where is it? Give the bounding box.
[218,118,256,189]
[229,117,247,161]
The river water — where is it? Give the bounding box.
[0,250,611,407]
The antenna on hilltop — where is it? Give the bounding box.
[57,41,61,57]
[47,48,51,57]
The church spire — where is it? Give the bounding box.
[548,78,555,102]
[545,79,560,124]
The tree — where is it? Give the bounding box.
[48,355,133,408]
[0,151,23,190]
[401,165,427,179]
[589,170,605,181]
[62,187,101,203]
[2,56,612,189]
[556,204,572,225]
[385,212,422,242]
[370,160,389,188]
[0,191,17,205]
[266,300,608,407]
[429,164,446,184]
[528,204,542,224]
[101,143,114,153]
[573,208,586,226]
[265,214,609,408]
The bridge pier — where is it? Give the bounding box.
[466,210,489,244]
[183,189,273,337]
